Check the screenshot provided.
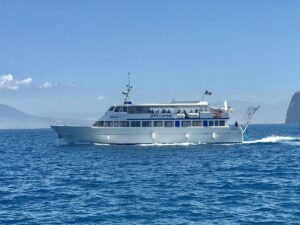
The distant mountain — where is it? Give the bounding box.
[0,99,289,129]
[0,104,50,129]
[286,91,300,124]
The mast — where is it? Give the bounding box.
[122,73,133,104]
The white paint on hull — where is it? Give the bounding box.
[51,126,243,145]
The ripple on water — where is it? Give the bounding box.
[0,126,299,224]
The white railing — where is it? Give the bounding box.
[49,119,90,127]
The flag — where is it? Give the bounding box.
[205,90,212,95]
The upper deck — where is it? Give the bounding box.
[93,78,233,127]
[101,100,231,121]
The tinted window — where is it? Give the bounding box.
[192,121,202,127]
[182,121,191,127]
[128,106,151,114]
[164,121,174,127]
[131,121,141,127]
[105,121,113,127]
[203,121,208,127]
[215,121,219,126]
[220,121,225,126]
[115,106,128,112]
[108,106,114,111]
[153,121,163,127]
[209,121,214,126]
[142,121,152,127]
[120,121,129,127]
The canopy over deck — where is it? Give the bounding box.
[118,101,209,108]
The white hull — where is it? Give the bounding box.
[51,126,243,145]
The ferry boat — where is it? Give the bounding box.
[51,79,258,145]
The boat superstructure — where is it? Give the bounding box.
[51,78,253,145]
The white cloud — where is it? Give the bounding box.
[245,95,255,99]
[0,74,33,90]
[97,96,105,101]
[41,82,53,89]
[17,77,32,85]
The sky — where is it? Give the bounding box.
[0,0,300,121]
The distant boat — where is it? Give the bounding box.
[51,78,258,144]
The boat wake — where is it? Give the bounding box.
[93,136,300,147]
[94,143,111,146]
[139,142,198,147]
[243,136,300,146]
[139,136,300,147]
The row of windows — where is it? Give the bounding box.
[108,106,211,114]
[93,120,226,128]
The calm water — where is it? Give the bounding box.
[0,125,299,224]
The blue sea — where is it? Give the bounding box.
[0,125,299,224]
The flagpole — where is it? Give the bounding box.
[201,90,212,101]
[201,92,205,102]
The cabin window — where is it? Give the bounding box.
[120,121,129,127]
[98,121,104,127]
[220,121,225,126]
[128,106,150,114]
[114,106,127,112]
[153,121,163,127]
[192,121,202,127]
[175,121,180,127]
[215,121,219,126]
[105,121,113,127]
[209,121,214,127]
[128,107,135,114]
[142,121,152,127]
[164,121,174,127]
[203,121,208,127]
[114,121,119,127]
[181,121,191,127]
[131,121,141,127]
[108,106,115,111]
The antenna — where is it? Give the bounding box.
[128,72,131,88]
[122,72,133,104]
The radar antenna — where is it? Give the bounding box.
[241,105,260,133]
[122,73,133,104]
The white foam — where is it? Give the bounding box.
[139,142,198,147]
[94,143,110,146]
[243,136,300,144]
[93,136,300,147]
[213,143,238,146]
